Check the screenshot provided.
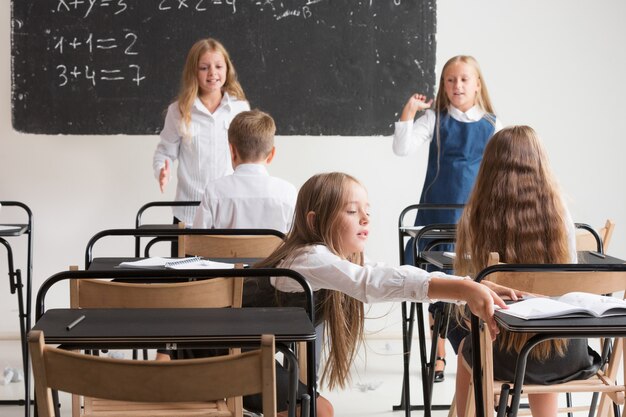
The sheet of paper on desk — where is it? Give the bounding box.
[118,257,173,268]
[0,225,22,231]
[118,257,237,269]
[165,259,235,270]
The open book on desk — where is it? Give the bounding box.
[118,256,235,270]
[498,292,626,320]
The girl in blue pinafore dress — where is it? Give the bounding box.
[393,55,501,382]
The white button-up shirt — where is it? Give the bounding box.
[192,164,297,233]
[153,93,250,223]
[271,245,463,304]
[392,105,502,156]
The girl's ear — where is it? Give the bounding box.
[306,211,316,231]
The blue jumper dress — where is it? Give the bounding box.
[405,111,496,264]
[406,111,495,352]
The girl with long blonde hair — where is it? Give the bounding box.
[153,38,249,234]
[393,55,502,380]
[454,126,601,417]
[256,172,516,416]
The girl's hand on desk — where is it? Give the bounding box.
[429,278,505,340]
[400,93,433,121]
[465,281,506,341]
[159,159,170,193]
[481,280,525,301]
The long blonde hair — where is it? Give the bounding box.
[455,125,570,360]
[256,172,365,390]
[177,38,246,137]
[428,55,496,193]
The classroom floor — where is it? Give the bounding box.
[0,337,607,416]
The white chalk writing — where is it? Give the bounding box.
[56,64,145,87]
[55,0,128,18]
[53,32,138,55]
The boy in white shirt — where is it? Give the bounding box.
[192,109,297,233]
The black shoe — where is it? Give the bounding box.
[434,356,446,383]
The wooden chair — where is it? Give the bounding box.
[69,268,244,417]
[177,224,285,260]
[469,260,626,417]
[29,330,277,417]
[70,272,243,310]
[576,219,616,253]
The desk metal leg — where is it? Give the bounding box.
[306,340,317,417]
[277,345,298,417]
[416,303,433,417]
[394,301,416,416]
[394,301,452,416]
[1,239,32,417]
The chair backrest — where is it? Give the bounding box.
[177,226,284,260]
[576,219,616,253]
[482,267,626,297]
[70,275,243,309]
[600,219,616,252]
[29,330,277,417]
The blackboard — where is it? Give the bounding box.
[11,0,436,136]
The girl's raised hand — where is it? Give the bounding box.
[400,93,433,121]
[159,159,170,193]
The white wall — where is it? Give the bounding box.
[1,0,625,338]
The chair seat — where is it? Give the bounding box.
[84,397,233,417]
[494,371,625,397]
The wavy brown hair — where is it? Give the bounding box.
[177,38,246,139]
[455,125,570,360]
[256,172,365,389]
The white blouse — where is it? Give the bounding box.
[153,93,250,223]
[392,105,503,157]
[271,245,464,304]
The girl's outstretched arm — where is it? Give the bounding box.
[428,278,506,340]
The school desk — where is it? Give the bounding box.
[420,250,625,270]
[84,227,285,269]
[33,268,317,417]
[471,263,626,417]
[396,203,464,417]
[0,201,33,417]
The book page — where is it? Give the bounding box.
[499,293,626,320]
[558,292,626,316]
[499,297,590,320]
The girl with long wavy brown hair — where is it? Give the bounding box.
[257,172,516,415]
[454,126,601,417]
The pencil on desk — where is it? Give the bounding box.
[66,315,86,331]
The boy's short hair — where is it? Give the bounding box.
[228,109,275,162]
